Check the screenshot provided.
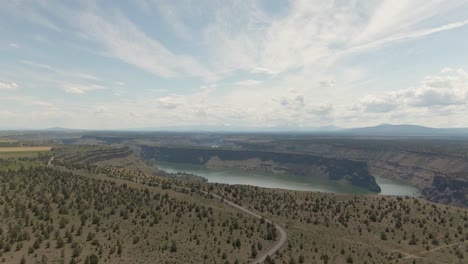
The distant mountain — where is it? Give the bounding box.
[8,124,467,137]
[345,124,468,136]
[105,124,468,136]
[42,127,84,132]
[123,125,345,133]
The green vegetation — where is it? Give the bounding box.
[0,151,51,155]
[0,142,467,263]
[208,184,468,263]
[0,154,275,263]
[0,141,20,148]
[0,155,50,172]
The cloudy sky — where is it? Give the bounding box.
[1,0,468,130]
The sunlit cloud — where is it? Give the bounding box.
[63,84,106,94]
[0,82,18,91]
[1,0,468,129]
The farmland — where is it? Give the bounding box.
[0,146,52,154]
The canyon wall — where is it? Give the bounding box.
[140,146,381,192]
[276,143,468,207]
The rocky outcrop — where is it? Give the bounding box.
[422,173,468,208]
[140,146,381,192]
[238,141,468,207]
[277,146,468,190]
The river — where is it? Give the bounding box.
[154,161,421,197]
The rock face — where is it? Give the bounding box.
[423,173,468,208]
[275,146,468,190]
[240,141,468,207]
[140,146,381,192]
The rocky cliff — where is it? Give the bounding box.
[238,140,468,207]
[423,173,468,207]
[282,144,468,190]
[139,146,381,192]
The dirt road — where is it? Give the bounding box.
[205,192,288,264]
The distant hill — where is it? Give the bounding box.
[6,124,468,136]
[123,124,468,136]
[42,127,84,132]
[345,124,468,136]
[123,125,345,133]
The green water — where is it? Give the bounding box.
[154,161,421,197]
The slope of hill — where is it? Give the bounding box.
[1,145,466,264]
[0,157,276,264]
[211,184,468,264]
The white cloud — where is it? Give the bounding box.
[309,104,334,117]
[355,68,468,113]
[3,68,466,129]
[348,0,468,48]
[2,1,62,32]
[148,89,168,93]
[32,101,54,107]
[319,80,335,88]
[0,111,16,117]
[404,88,465,107]
[20,60,53,70]
[75,12,216,81]
[20,60,99,81]
[348,19,468,53]
[63,84,105,94]
[94,106,107,114]
[199,84,217,93]
[397,69,468,107]
[360,96,399,113]
[250,67,277,75]
[0,82,18,91]
[235,80,261,86]
[9,1,468,87]
[3,1,468,129]
[153,0,193,41]
[194,0,468,77]
[157,96,181,109]
[279,95,305,109]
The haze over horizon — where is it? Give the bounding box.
[2,1,468,130]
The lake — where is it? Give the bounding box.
[154,161,422,197]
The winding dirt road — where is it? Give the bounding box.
[174,187,288,263]
[210,193,288,264]
[48,155,287,264]
[47,156,55,166]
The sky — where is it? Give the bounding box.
[1,0,468,130]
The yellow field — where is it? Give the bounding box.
[0,146,52,153]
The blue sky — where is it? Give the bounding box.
[1,0,468,130]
